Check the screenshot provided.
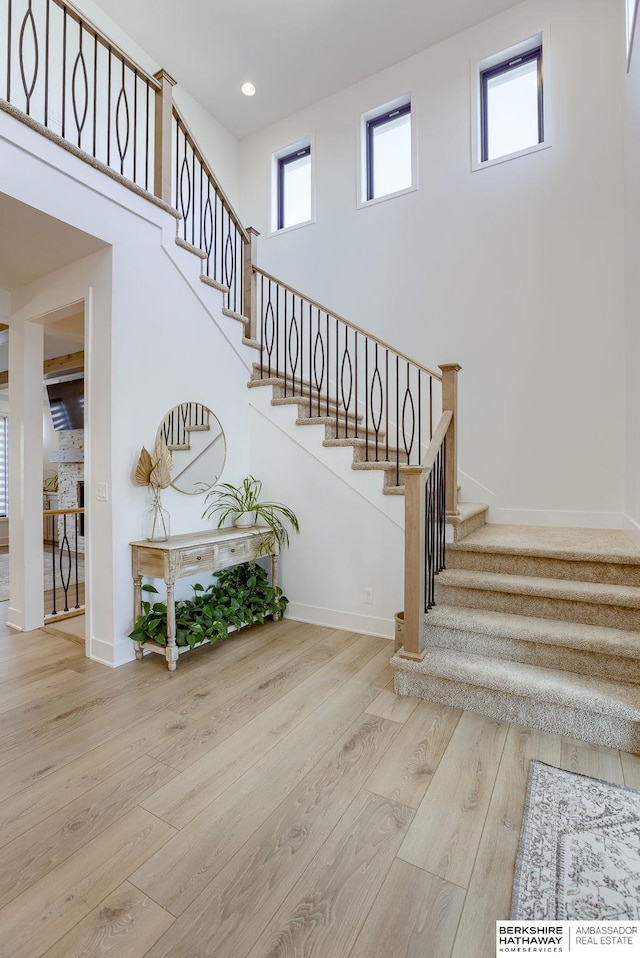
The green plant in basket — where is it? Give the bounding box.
[128,561,288,650]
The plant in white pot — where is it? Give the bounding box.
[202,475,299,552]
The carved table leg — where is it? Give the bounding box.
[165,578,178,671]
[133,574,144,660]
[271,553,282,621]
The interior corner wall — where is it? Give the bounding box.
[625,23,640,531]
[239,0,627,528]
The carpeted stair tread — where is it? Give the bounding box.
[438,568,640,608]
[425,605,640,660]
[450,523,640,566]
[391,647,640,721]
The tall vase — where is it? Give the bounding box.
[145,487,170,541]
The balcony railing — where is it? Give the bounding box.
[1,0,159,190]
[43,506,84,618]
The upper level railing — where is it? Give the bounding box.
[1,0,159,190]
[172,106,248,315]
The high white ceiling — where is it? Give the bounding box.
[91,0,525,139]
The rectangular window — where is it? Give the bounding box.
[480,46,543,163]
[366,103,412,201]
[0,416,8,518]
[277,145,311,230]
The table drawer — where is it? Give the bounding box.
[178,546,215,575]
[215,539,248,566]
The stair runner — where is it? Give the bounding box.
[393,519,640,753]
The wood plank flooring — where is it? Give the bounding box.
[0,614,638,958]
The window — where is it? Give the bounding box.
[365,101,412,202]
[276,145,311,231]
[480,45,543,164]
[0,416,7,518]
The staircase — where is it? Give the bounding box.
[393,516,640,752]
[6,0,639,753]
[247,366,413,494]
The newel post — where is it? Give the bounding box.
[439,363,461,517]
[243,227,260,338]
[400,466,426,661]
[154,69,177,204]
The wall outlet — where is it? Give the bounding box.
[364,588,373,605]
[96,482,109,501]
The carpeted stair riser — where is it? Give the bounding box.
[424,623,640,685]
[393,669,639,752]
[436,582,640,631]
[447,549,640,588]
[448,506,488,541]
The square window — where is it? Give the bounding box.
[365,102,412,202]
[277,145,311,230]
[480,46,543,163]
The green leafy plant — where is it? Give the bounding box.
[202,475,299,553]
[128,561,288,650]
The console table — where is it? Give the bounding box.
[130,527,278,671]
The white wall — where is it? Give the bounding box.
[3,108,252,664]
[625,11,640,530]
[239,0,628,528]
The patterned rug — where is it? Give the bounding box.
[511,760,640,921]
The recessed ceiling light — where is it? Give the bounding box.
[241,82,256,97]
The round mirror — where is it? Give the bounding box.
[157,402,226,495]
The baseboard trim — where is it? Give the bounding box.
[89,635,136,668]
[286,602,394,640]
[489,508,634,530]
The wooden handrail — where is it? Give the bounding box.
[50,0,161,89]
[43,507,85,516]
[254,266,443,381]
[401,410,453,661]
[173,107,249,243]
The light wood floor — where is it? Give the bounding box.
[1,615,639,958]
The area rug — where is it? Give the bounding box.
[0,551,85,602]
[511,760,640,921]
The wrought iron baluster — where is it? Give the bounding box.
[385,349,389,462]
[50,519,57,615]
[45,0,50,124]
[145,78,150,190]
[19,0,39,115]
[106,43,112,164]
[133,67,137,181]
[354,331,358,438]
[418,370,422,465]
[61,8,67,137]
[92,31,97,157]
[191,145,195,246]
[364,337,369,457]
[7,0,12,102]
[74,514,80,609]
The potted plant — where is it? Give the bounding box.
[202,475,299,553]
[129,562,288,650]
